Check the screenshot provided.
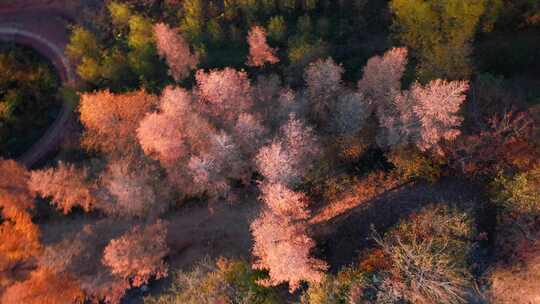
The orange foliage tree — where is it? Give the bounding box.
[246,25,279,67]
[102,220,169,287]
[79,90,158,156]
[29,162,97,214]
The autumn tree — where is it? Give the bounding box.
[137,86,213,165]
[29,162,97,214]
[79,90,157,156]
[187,131,249,198]
[98,159,169,218]
[358,47,407,107]
[103,220,169,287]
[1,268,83,304]
[39,220,132,303]
[153,22,198,81]
[246,25,279,67]
[256,114,321,186]
[304,58,344,125]
[0,159,40,291]
[402,79,469,151]
[372,205,476,304]
[250,208,327,292]
[361,51,470,151]
[390,0,487,80]
[0,158,33,213]
[195,68,253,125]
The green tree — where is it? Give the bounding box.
[66,26,100,61]
[267,15,287,42]
[180,0,205,43]
[108,1,132,29]
[390,0,487,81]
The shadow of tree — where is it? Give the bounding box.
[311,177,484,272]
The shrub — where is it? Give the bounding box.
[144,257,279,304]
[371,205,476,304]
[386,145,442,182]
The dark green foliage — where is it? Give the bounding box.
[0,44,60,158]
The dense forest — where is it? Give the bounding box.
[0,0,539,303]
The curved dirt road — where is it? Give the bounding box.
[0,9,76,167]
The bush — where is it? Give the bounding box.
[144,257,279,304]
[386,145,442,182]
[301,267,365,304]
[371,205,476,304]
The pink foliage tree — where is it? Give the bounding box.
[99,160,168,218]
[102,220,169,287]
[233,112,268,155]
[304,58,345,124]
[250,208,327,291]
[256,114,320,186]
[246,25,279,67]
[195,68,253,124]
[137,86,213,164]
[187,131,249,198]
[357,47,408,106]
[410,79,469,151]
[29,162,97,214]
[153,22,198,81]
[377,80,469,150]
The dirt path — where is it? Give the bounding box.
[0,9,77,167]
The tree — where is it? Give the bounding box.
[330,92,370,136]
[179,0,205,43]
[195,68,253,124]
[187,131,249,198]
[0,159,40,291]
[267,16,287,42]
[251,209,327,291]
[99,159,168,218]
[1,269,83,304]
[65,26,100,61]
[153,23,198,81]
[246,26,279,67]
[304,58,344,124]
[79,90,158,155]
[357,47,408,106]
[0,158,33,213]
[256,114,320,186]
[259,182,310,219]
[372,205,475,304]
[29,162,97,214]
[0,209,41,291]
[408,79,469,151]
[389,0,487,80]
[103,220,169,287]
[376,79,469,151]
[233,112,268,155]
[137,87,211,164]
[39,219,132,303]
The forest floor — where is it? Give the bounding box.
[38,177,485,303]
[0,6,77,167]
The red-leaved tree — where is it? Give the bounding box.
[29,162,97,214]
[246,25,279,67]
[102,220,169,287]
[154,22,198,81]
